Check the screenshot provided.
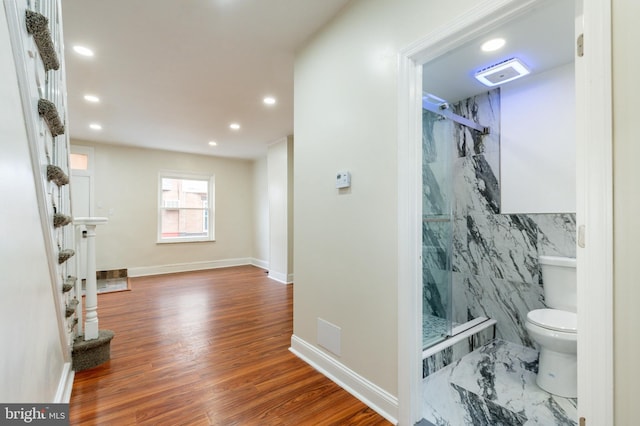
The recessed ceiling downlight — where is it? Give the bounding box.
[89,123,102,130]
[263,96,276,105]
[73,45,94,57]
[229,123,240,130]
[84,94,100,103]
[208,141,217,146]
[475,58,530,87]
[481,38,506,52]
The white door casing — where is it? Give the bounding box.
[70,145,95,280]
[397,0,612,425]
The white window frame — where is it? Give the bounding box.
[157,171,215,243]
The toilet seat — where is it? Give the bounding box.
[527,309,577,333]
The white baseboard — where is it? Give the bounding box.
[54,362,74,403]
[268,270,293,284]
[289,335,398,424]
[128,258,254,277]
[251,258,269,270]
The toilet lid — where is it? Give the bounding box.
[527,309,577,333]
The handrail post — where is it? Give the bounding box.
[74,223,83,337]
[73,217,108,340]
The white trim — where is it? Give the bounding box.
[290,335,398,425]
[397,0,612,424]
[397,38,423,426]
[4,0,71,362]
[54,363,74,403]
[69,145,95,216]
[157,171,215,243]
[128,258,253,277]
[576,0,613,423]
[267,270,293,284]
[250,258,269,270]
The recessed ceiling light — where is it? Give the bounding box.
[481,38,506,52]
[208,141,217,146]
[89,123,102,130]
[263,96,276,105]
[73,45,94,57]
[84,94,100,103]
[229,123,240,130]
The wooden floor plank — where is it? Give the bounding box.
[69,266,392,425]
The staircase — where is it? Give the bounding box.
[4,0,113,372]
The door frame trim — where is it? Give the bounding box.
[397,0,612,423]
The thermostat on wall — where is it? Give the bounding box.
[336,171,351,189]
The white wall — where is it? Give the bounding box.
[267,136,294,283]
[252,156,269,268]
[294,0,479,404]
[612,1,640,424]
[501,62,576,213]
[71,140,255,275]
[1,7,66,402]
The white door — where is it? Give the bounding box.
[70,146,94,280]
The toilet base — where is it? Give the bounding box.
[536,347,577,398]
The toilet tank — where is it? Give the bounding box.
[540,255,577,312]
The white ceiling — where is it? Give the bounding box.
[61,0,350,159]
[62,1,574,160]
[424,0,574,104]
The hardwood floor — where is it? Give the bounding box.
[69,266,392,425]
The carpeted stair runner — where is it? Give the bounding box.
[65,298,79,318]
[72,330,115,371]
[62,275,76,293]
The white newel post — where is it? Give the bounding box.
[74,223,84,338]
[74,217,108,340]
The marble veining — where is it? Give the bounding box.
[531,214,577,258]
[423,268,450,324]
[423,340,577,425]
[423,324,495,378]
[422,87,576,350]
[452,273,544,346]
[422,313,450,348]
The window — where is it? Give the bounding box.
[158,172,214,243]
[70,153,88,170]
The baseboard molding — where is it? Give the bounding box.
[251,258,269,270]
[268,270,293,284]
[289,335,398,424]
[128,258,253,277]
[54,362,74,403]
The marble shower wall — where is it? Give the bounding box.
[423,88,576,348]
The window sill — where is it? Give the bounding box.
[156,238,216,244]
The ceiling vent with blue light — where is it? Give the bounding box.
[474,57,530,87]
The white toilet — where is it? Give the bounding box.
[525,255,577,398]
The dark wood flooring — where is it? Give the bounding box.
[69,266,392,425]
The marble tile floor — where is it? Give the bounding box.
[422,339,577,425]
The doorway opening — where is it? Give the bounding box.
[397,0,613,424]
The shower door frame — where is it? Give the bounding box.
[397,0,613,425]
